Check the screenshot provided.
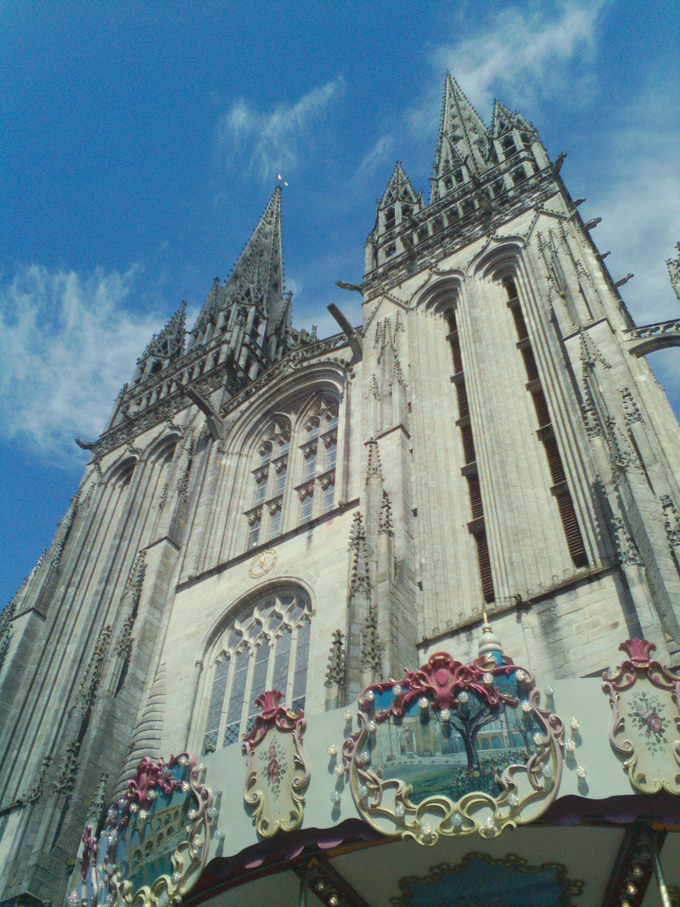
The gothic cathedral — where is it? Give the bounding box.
[2,76,680,906]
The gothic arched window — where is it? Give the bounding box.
[110,457,136,488]
[245,418,291,549]
[243,395,339,549]
[295,399,338,524]
[202,587,312,754]
[441,304,495,604]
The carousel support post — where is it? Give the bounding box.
[652,841,672,907]
[298,863,309,907]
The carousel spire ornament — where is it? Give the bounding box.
[477,612,504,666]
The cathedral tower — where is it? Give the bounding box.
[1,76,680,905]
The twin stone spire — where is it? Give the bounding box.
[419,74,540,205]
[136,75,544,390]
[432,74,536,191]
[366,75,549,276]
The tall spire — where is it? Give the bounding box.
[193,185,288,340]
[228,185,287,337]
[433,75,490,182]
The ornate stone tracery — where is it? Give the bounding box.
[202,588,312,755]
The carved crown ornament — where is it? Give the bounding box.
[68,754,215,907]
[341,650,564,845]
[602,638,680,794]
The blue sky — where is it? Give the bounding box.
[1,0,679,606]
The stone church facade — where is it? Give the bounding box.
[2,75,680,905]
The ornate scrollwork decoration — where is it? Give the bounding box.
[243,690,311,837]
[341,651,563,845]
[68,753,214,907]
[602,638,680,793]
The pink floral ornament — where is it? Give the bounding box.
[646,712,664,735]
[602,638,680,793]
[363,651,519,719]
[125,756,183,810]
[110,754,189,828]
[243,690,310,836]
[79,824,97,884]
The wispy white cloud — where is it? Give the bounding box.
[590,76,680,410]
[0,265,164,465]
[285,277,303,298]
[588,71,680,319]
[596,168,680,323]
[431,1,605,115]
[357,135,395,178]
[217,78,344,182]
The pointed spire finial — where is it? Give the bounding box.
[325,629,346,688]
[382,162,422,204]
[478,611,504,662]
[192,185,288,342]
[361,601,383,675]
[349,512,371,594]
[138,301,187,370]
[442,75,489,160]
[365,438,383,482]
[491,98,538,139]
[430,75,491,203]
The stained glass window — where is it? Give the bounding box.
[202,589,312,754]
